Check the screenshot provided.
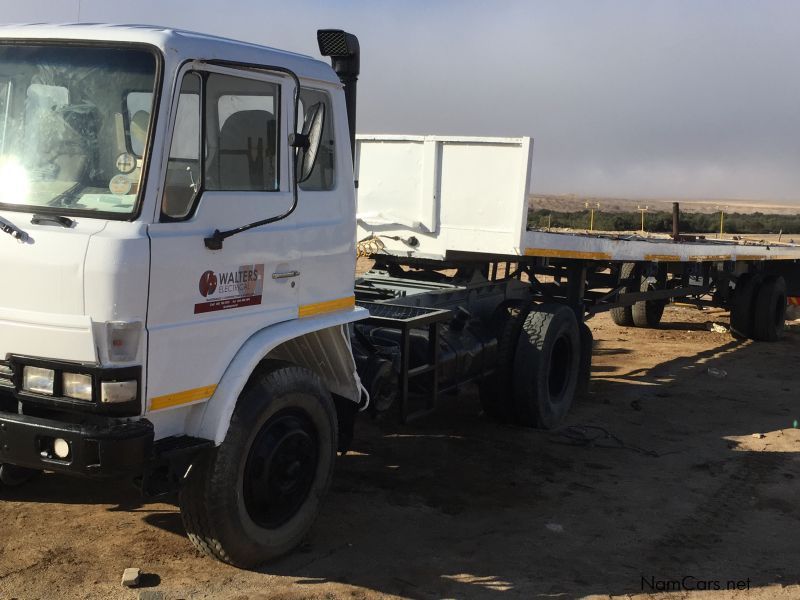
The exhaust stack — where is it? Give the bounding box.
[317,29,360,166]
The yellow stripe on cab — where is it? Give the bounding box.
[298,296,355,318]
[150,384,218,411]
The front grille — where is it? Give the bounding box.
[0,360,14,387]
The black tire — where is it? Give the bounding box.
[632,277,666,328]
[180,362,337,568]
[479,302,531,420]
[752,275,787,342]
[512,304,580,429]
[730,273,763,339]
[575,322,593,399]
[610,263,636,326]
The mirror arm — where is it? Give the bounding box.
[289,133,309,150]
[204,146,300,250]
[203,61,302,251]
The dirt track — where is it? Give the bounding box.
[2,306,800,600]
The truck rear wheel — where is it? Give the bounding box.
[632,278,666,328]
[179,363,337,568]
[512,304,580,429]
[479,302,531,420]
[752,275,787,342]
[730,273,762,339]
[609,263,635,326]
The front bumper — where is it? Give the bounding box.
[0,411,153,477]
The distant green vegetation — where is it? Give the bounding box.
[528,209,800,235]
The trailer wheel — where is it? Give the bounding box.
[576,322,593,399]
[479,302,530,420]
[632,278,666,328]
[730,273,763,339]
[179,362,337,568]
[610,263,636,326]
[512,304,580,429]
[752,275,787,342]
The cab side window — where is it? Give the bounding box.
[298,88,335,191]
[205,73,279,192]
[162,72,201,219]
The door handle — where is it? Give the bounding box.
[272,270,300,279]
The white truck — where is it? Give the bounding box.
[0,24,798,568]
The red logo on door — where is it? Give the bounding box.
[199,270,218,297]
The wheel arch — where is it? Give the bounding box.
[191,307,369,444]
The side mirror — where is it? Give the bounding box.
[297,102,325,183]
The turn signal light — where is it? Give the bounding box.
[106,321,142,362]
[101,380,138,404]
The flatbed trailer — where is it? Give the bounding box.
[349,135,800,423]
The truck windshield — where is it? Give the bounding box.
[0,44,157,217]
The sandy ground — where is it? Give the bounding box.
[1,306,800,600]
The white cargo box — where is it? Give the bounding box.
[355,135,532,259]
[355,134,800,263]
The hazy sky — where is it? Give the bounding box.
[3,0,800,202]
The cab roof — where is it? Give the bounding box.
[0,23,339,84]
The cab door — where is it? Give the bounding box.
[146,65,299,429]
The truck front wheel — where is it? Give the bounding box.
[180,363,337,568]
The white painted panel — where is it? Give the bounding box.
[439,142,525,232]
[356,139,430,231]
[355,135,532,259]
[0,307,96,363]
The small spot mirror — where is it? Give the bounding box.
[297,102,325,183]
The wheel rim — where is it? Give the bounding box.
[243,410,319,529]
[548,334,572,399]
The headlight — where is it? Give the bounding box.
[63,372,93,401]
[101,380,137,404]
[22,366,55,395]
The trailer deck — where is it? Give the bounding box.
[523,229,800,263]
[355,134,800,265]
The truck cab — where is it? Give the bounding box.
[0,24,366,565]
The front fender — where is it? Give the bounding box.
[192,306,368,444]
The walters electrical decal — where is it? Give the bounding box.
[195,264,264,314]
